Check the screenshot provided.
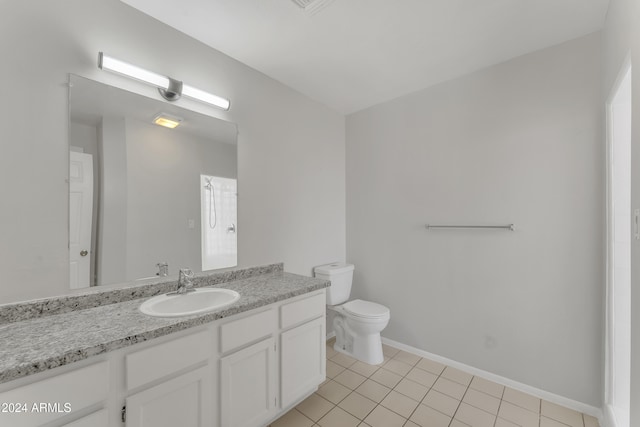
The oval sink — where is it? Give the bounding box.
[140,288,240,317]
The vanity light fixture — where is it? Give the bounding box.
[98,52,230,111]
[153,113,183,129]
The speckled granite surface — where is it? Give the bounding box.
[0,270,329,385]
[0,263,283,325]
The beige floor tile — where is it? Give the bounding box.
[454,402,496,427]
[432,377,468,400]
[584,414,600,427]
[327,360,347,379]
[355,379,392,403]
[405,367,438,388]
[393,378,429,402]
[296,393,335,422]
[494,417,520,427]
[450,420,471,427]
[382,358,413,376]
[270,409,314,427]
[469,376,505,399]
[540,416,573,427]
[380,390,420,418]
[338,392,377,420]
[382,344,401,357]
[462,388,501,415]
[422,389,460,417]
[358,423,372,427]
[317,406,360,427]
[370,368,403,388]
[441,366,473,386]
[503,387,541,413]
[392,350,421,366]
[349,361,380,378]
[332,352,358,368]
[498,401,540,427]
[363,405,407,427]
[335,369,368,390]
[404,421,421,427]
[409,404,452,427]
[416,357,446,375]
[541,401,583,427]
[317,380,351,404]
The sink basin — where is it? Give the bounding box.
[140,288,240,317]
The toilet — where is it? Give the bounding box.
[314,262,390,365]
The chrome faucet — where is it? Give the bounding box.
[177,268,195,294]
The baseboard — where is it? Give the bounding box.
[602,404,619,427]
[381,337,604,423]
[326,331,336,340]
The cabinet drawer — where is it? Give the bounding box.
[280,292,325,330]
[126,330,211,391]
[62,409,108,427]
[0,361,109,427]
[220,309,275,353]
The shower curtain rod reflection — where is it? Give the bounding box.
[425,224,515,231]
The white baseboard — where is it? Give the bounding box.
[326,331,336,340]
[381,336,604,424]
[603,404,620,427]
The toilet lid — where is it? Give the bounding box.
[343,299,389,319]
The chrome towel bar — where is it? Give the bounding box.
[426,224,515,231]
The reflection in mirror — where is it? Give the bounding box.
[69,75,238,289]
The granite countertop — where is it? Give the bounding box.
[0,270,329,385]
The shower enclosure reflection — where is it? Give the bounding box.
[69,75,238,288]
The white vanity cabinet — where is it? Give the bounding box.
[0,288,326,427]
[279,293,326,410]
[220,337,277,427]
[61,409,109,427]
[125,366,212,427]
[217,291,326,427]
[0,361,110,427]
[218,308,278,427]
[123,330,214,427]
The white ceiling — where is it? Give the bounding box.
[120,0,610,115]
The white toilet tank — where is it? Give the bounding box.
[314,262,355,305]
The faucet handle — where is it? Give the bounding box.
[179,268,194,278]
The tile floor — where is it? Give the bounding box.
[269,340,600,427]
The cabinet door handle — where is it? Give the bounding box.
[80,250,88,257]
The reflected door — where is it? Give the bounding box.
[70,151,93,289]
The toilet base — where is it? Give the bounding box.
[333,332,384,365]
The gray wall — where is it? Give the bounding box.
[602,0,640,423]
[0,0,345,303]
[346,33,603,405]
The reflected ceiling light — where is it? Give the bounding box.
[98,52,230,111]
[153,113,183,129]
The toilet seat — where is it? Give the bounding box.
[342,299,389,319]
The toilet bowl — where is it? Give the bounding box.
[330,299,390,365]
[314,263,390,365]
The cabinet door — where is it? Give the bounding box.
[126,366,212,427]
[220,337,276,427]
[280,317,326,408]
[62,409,108,427]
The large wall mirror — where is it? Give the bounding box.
[69,75,238,289]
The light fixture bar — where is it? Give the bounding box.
[98,53,169,89]
[98,52,230,111]
[182,85,230,111]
